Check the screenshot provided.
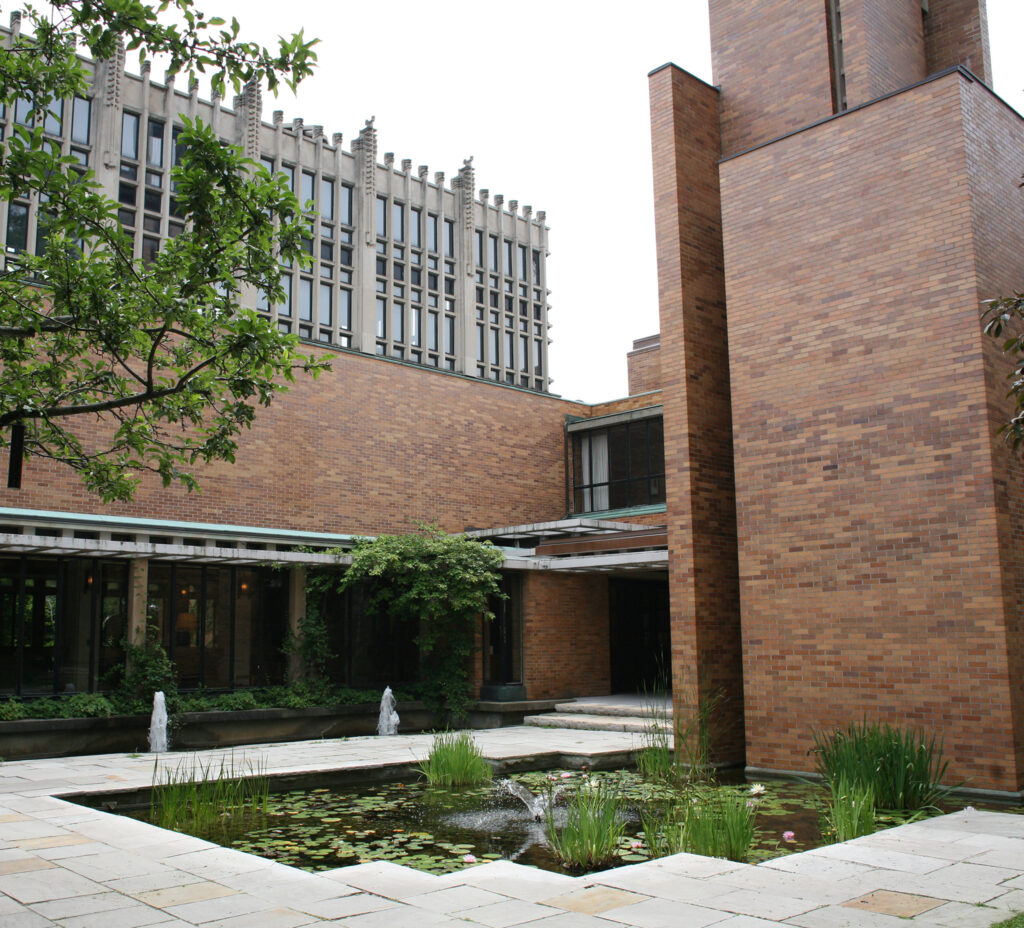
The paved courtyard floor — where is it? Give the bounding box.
[1,727,1023,927]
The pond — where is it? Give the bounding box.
[131,768,871,875]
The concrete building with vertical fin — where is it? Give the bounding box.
[3,2,1024,795]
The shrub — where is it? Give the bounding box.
[215,691,258,711]
[545,780,625,870]
[418,730,492,787]
[112,627,178,714]
[812,720,952,811]
[66,694,115,718]
[0,698,27,721]
[827,775,876,843]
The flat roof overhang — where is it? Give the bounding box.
[501,548,668,574]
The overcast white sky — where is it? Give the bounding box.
[157,2,1024,402]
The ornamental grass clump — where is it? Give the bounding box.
[545,780,625,870]
[827,775,876,843]
[151,754,270,832]
[418,730,492,787]
[812,720,952,811]
[641,787,755,862]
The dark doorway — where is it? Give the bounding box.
[608,577,670,693]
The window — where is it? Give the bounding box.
[281,164,295,192]
[444,316,455,355]
[533,249,541,285]
[319,283,332,326]
[476,324,485,362]
[321,177,335,221]
[410,309,421,347]
[489,328,499,365]
[572,418,666,513]
[340,185,353,225]
[121,112,139,159]
[376,296,387,338]
[43,99,62,136]
[488,234,498,271]
[444,219,455,257]
[5,202,29,251]
[13,98,32,126]
[301,171,315,208]
[410,208,421,248]
[299,278,313,322]
[428,311,438,351]
[339,289,352,329]
[519,244,528,280]
[376,196,387,238]
[278,275,292,316]
[475,230,484,267]
[147,120,164,166]
[393,202,404,243]
[504,240,513,275]
[427,213,438,252]
[393,303,405,343]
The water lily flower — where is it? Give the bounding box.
[749,783,766,796]
[782,831,796,843]
[463,854,477,863]
[631,840,642,849]
[561,772,573,779]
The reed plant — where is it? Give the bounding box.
[827,775,876,843]
[641,787,755,862]
[544,780,625,870]
[812,720,952,811]
[418,730,492,787]
[150,754,270,832]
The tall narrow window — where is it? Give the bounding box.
[428,311,438,351]
[393,303,405,343]
[13,98,32,126]
[320,177,335,221]
[445,316,455,354]
[393,202,405,243]
[278,275,292,316]
[43,99,62,135]
[376,196,388,238]
[427,213,438,252]
[301,171,315,208]
[410,207,421,248]
[376,296,387,339]
[147,120,164,166]
[504,239,513,275]
[475,230,484,267]
[826,0,848,113]
[519,244,528,280]
[299,278,313,322]
[5,202,29,251]
[340,185,353,225]
[338,289,352,329]
[488,234,499,271]
[532,249,541,285]
[318,283,332,326]
[444,219,455,257]
[121,112,139,159]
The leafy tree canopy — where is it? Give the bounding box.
[1,0,326,502]
[329,525,506,722]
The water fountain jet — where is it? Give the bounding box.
[377,686,400,736]
[148,690,168,753]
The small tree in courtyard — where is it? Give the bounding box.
[335,525,505,723]
[1,0,325,502]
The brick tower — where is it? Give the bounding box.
[651,0,1024,791]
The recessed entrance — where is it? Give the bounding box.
[608,577,670,693]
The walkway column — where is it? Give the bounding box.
[126,558,149,646]
[287,566,306,681]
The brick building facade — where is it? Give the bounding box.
[3,0,1023,795]
[650,0,1024,791]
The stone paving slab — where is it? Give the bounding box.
[0,728,1021,926]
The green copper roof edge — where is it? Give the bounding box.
[578,504,667,520]
[0,507,360,544]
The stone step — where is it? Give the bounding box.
[552,700,671,720]
[522,712,672,734]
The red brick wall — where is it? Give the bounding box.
[963,79,1024,785]
[627,339,662,395]
[710,0,834,156]
[650,65,744,766]
[721,71,1023,791]
[924,0,990,82]
[521,572,610,699]
[840,0,927,108]
[0,349,588,536]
